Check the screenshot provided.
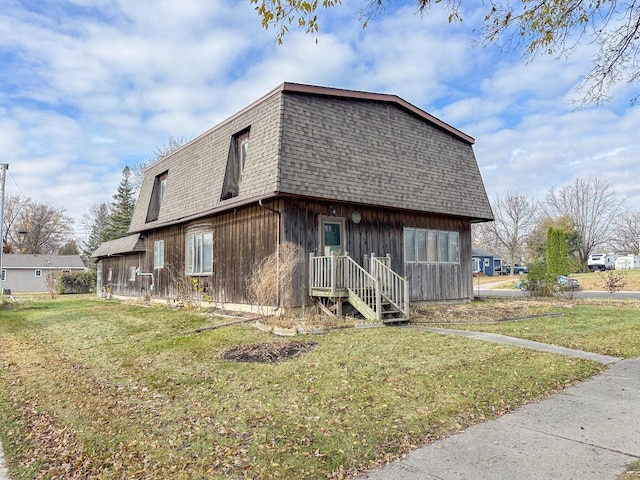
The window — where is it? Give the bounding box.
[427,230,438,262]
[186,232,213,275]
[146,171,168,223]
[404,228,415,262]
[1,270,5,281]
[129,267,137,282]
[404,228,461,264]
[220,127,250,200]
[449,232,460,262]
[35,269,42,278]
[154,240,165,269]
[108,269,113,281]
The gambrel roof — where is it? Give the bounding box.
[129,83,493,233]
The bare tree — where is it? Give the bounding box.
[613,209,640,254]
[2,195,30,251]
[8,199,74,254]
[545,178,624,271]
[487,192,539,274]
[130,136,189,195]
[252,0,640,103]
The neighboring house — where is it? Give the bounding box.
[472,248,503,276]
[1,254,87,293]
[92,83,493,320]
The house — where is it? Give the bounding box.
[472,248,504,276]
[1,254,87,293]
[92,83,493,320]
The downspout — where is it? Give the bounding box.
[259,199,281,310]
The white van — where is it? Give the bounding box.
[588,253,616,272]
[614,254,640,270]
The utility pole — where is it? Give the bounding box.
[0,163,8,295]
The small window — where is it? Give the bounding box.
[154,240,165,269]
[449,232,460,262]
[1,270,5,281]
[416,229,427,262]
[427,230,438,262]
[35,269,42,278]
[404,229,416,262]
[108,268,113,282]
[129,267,137,282]
[438,231,449,262]
[186,232,213,275]
[146,171,168,223]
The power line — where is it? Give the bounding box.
[8,171,24,196]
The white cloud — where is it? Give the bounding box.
[0,0,638,238]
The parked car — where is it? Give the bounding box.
[515,275,580,291]
[503,264,528,275]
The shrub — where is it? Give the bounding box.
[57,270,97,294]
[520,260,559,297]
[597,269,628,300]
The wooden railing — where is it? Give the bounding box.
[369,253,409,319]
[309,252,408,321]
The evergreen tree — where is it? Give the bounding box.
[102,167,136,242]
[81,202,111,259]
[546,227,570,276]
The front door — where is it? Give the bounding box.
[320,216,345,256]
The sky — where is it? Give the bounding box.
[1,0,639,241]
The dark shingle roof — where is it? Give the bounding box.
[129,83,493,233]
[91,234,145,258]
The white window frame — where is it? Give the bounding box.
[1,269,5,281]
[186,232,213,275]
[154,240,165,269]
[35,269,42,278]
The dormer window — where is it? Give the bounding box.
[146,171,168,223]
[220,127,250,200]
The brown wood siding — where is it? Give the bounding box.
[139,203,279,304]
[282,198,473,304]
[98,253,145,296]
[100,198,471,306]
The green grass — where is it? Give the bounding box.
[0,296,624,479]
[443,301,640,358]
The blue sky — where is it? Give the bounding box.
[1,0,639,237]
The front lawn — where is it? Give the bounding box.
[421,299,640,358]
[0,296,620,479]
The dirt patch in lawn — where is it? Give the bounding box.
[221,340,318,363]
[411,299,565,324]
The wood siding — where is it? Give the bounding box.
[98,198,472,306]
[282,198,473,305]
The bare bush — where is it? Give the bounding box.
[45,271,60,299]
[249,242,302,314]
[597,269,628,301]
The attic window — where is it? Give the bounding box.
[146,171,168,223]
[220,127,250,200]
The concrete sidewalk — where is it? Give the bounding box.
[0,440,8,480]
[361,356,640,480]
